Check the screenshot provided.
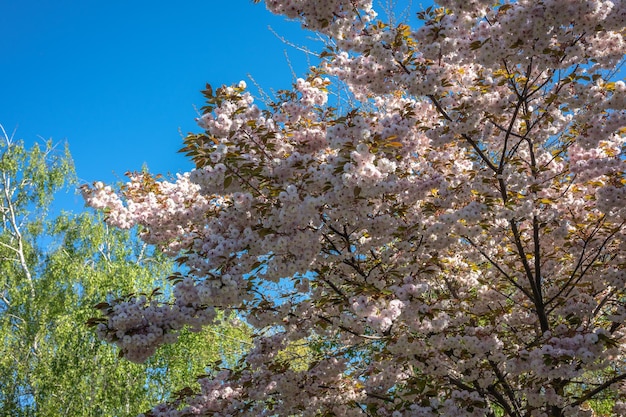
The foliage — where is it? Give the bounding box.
[83,1,626,416]
[0,131,251,417]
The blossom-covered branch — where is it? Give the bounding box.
[84,1,625,416]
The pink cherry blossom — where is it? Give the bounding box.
[85,1,626,416]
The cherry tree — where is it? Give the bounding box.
[83,0,626,416]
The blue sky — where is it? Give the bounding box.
[1,1,321,213]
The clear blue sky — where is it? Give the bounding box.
[1,1,320,212]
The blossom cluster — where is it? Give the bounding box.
[93,279,217,363]
[85,0,626,416]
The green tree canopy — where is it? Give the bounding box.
[0,129,251,417]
